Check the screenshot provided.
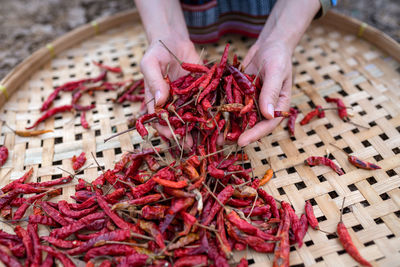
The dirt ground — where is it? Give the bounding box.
[0,0,399,80]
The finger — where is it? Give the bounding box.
[238,77,292,147]
[141,55,169,106]
[180,134,194,151]
[258,65,286,120]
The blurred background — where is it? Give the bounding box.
[0,0,399,80]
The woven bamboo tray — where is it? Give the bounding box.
[1,9,400,267]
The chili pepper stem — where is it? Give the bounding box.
[194,222,217,232]
[348,120,369,129]
[247,193,258,219]
[330,143,348,155]
[104,117,158,142]
[91,152,105,174]
[161,113,182,152]
[177,98,195,109]
[202,182,225,209]
[179,123,188,161]
[159,40,183,65]
[340,197,346,222]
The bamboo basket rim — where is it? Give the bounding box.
[0,9,399,105]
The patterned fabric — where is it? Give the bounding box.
[181,0,277,43]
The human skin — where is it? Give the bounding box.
[135,0,321,147]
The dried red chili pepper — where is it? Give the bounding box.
[226,221,274,253]
[160,197,195,233]
[28,176,73,188]
[181,62,209,73]
[72,152,86,171]
[81,111,90,129]
[115,80,144,103]
[14,225,34,265]
[141,205,169,220]
[138,219,166,249]
[42,236,83,249]
[0,248,22,267]
[113,194,162,210]
[67,229,131,255]
[0,146,8,168]
[174,255,208,267]
[29,214,58,227]
[135,113,157,138]
[337,199,372,267]
[202,185,234,226]
[305,156,344,175]
[305,200,319,230]
[41,201,70,226]
[57,200,98,219]
[85,244,136,262]
[1,168,33,194]
[96,194,134,231]
[273,208,290,267]
[12,192,46,220]
[93,61,122,73]
[287,107,298,136]
[347,156,381,170]
[116,253,149,267]
[41,87,62,111]
[226,209,277,241]
[325,96,349,121]
[257,188,280,219]
[153,177,188,189]
[39,245,76,267]
[297,214,308,248]
[27,223,41,266]
[240,95,254,116]
[228,65,255,94]
[300,105,324,125]
[41,255,54,267]
[26,105,73,129]
[274,111,291,118]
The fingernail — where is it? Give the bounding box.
[155,91,161,105]
[267,104,274,118]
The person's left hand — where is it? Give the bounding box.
[238,40,293,147]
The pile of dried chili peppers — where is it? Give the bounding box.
[26,61,145,131]
[0,44,376,267]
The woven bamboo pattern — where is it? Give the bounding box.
[0,10,399,267]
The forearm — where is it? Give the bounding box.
[134,0,190,43]
[257,0,321,51]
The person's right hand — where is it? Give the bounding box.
[141,38,200,146]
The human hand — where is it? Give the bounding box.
[238,41,293,147]
[141,38,200,147]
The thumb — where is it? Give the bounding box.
[141,56,169,107]
[258,68,284,120]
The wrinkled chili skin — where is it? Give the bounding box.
[26,105,73,129]
[348,156,381,170]
[305,156,344,175]
[0,146,9,167]
[258,188,280,219]
[305,200,319,230]
[228,65,255,94]
[72,152,86,171]
[202,185,234,226]
[325,96,349,121]
[287,108,298,136]
[337,222,372,267]
[273,208,290,267]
